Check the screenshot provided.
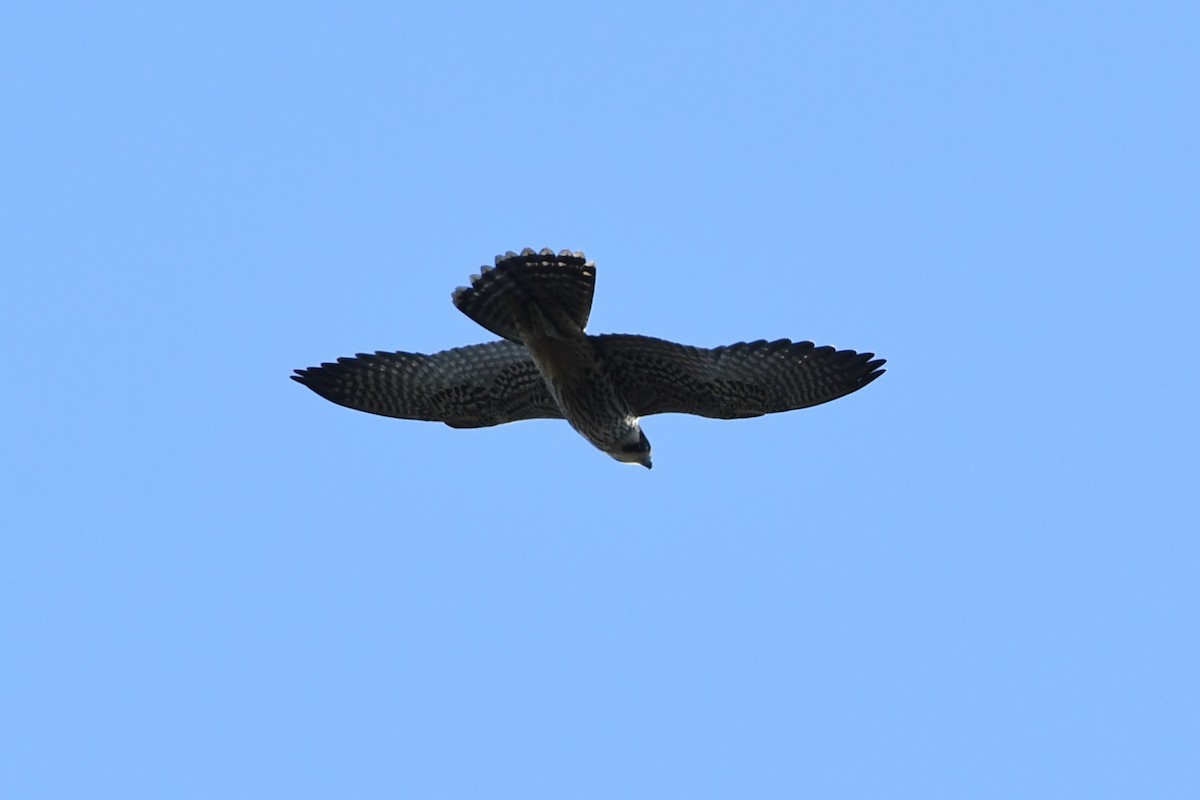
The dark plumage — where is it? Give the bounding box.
[293,248,885,467]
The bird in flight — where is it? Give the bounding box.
[292,248,885,468]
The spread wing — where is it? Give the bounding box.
[593,334,885,419]
[291,340,562,428]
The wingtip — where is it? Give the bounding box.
[859,363,887,388]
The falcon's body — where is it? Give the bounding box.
[293,249,885,467]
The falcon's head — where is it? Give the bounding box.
[610,427,652,469]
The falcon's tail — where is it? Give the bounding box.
[452,248,596,343]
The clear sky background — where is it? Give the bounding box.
[3,2,1197,798]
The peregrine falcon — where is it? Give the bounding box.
[292,248,885,468]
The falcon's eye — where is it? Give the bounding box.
[620,433,650,455]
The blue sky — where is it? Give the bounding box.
[3,2,1197,797]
